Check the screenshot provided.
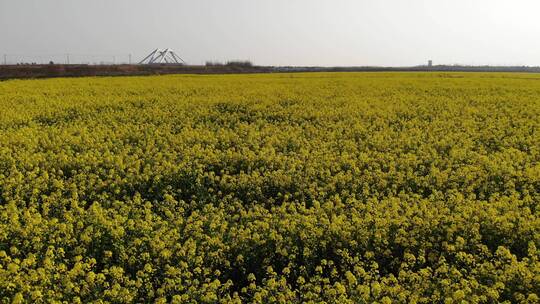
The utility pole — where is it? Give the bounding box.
[3,54,6,65]
[129,54,132,64]
[66,54,70,65]
[113,56,116,65]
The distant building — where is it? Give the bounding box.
[428,60,433,67]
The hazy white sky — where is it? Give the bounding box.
[1,0,539,66]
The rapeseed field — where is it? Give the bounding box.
[1,72,540,303]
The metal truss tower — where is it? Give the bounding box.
[139,48,186,64]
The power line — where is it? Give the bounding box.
[1,53,134,65]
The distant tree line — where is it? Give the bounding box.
[206,60,253,67]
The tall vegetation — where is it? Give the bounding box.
[1,73,539,303]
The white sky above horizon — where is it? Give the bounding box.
[1,0,539,66]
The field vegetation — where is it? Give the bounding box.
[1,72,540,303]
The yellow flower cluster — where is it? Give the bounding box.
[1,72,540,303]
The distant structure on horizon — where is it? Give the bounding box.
[139,48,185,65]
[428,60,433,67]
